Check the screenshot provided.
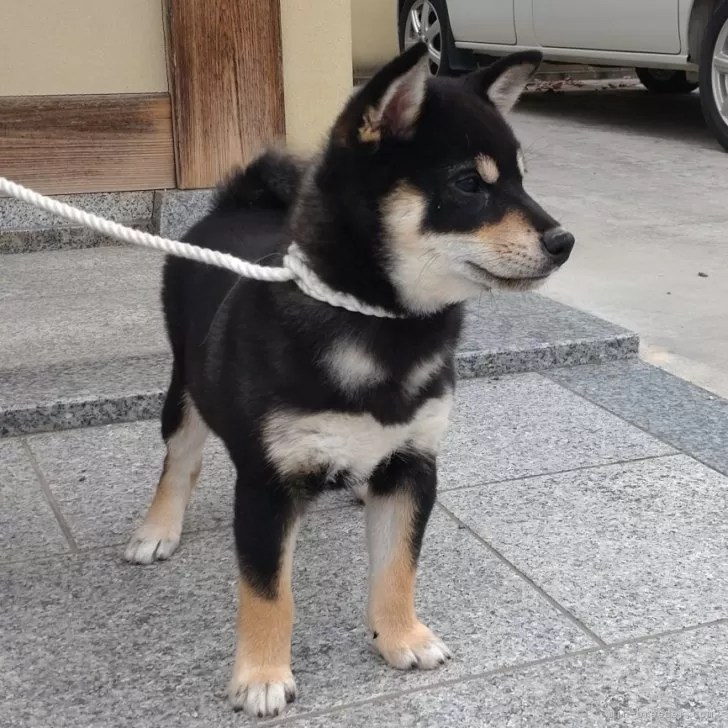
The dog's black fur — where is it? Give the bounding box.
[126,44,573,717]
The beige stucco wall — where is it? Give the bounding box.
[0,0,168,96]
[0,0,353,152]
[280,0,353,152]
[352,0,399,74]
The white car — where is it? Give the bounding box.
[398,0,728,150]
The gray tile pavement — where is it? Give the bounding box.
[0,355,169,437]
[0,438,68,561]
[0,287,165,370]
[0,246,163,301]
[439,374,673,490]
[441,455,728,642]
[0,510,592,728]
[2,369,727,726]
[289,622,727,728]
[547,360,728,476]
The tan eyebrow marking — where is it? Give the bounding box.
[517,148,527,176]
[476,154,500,184]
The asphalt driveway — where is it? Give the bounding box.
[513,82,728,398]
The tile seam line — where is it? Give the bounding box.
[20,438,80,554]
[541,369,728,479]
[435,500,607,647]
[0,502,358,567]
[438,451,680,494]
[264,617,728,726]
[264,646,605,727]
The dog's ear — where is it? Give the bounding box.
[465,51,542,115]
[332,43,430,147]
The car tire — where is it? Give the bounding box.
[699,0,728,151]
[399,0,452,76]
[635,67,698,93]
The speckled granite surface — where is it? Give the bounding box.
[0,191,155,253]
[0,241,639,436]
[0,319,637,437]
[3,369,728,726]
[155,188,215,240]
[0,356,169,437]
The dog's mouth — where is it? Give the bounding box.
[464,261,551,288]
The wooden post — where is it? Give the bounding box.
[165,0,286,189]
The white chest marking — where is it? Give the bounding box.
[405,353,445,396]
[322,339,387,395]
[262,392,453,479]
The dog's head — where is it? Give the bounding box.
[320,44,574,315]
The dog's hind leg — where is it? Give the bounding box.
[228,470,300,718]
[366,451,451,670]
[124,368,208,564]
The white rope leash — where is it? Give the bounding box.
[0,176,400,319]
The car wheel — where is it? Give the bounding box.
[635,67,698,93]
[699,0,728,151]
[399,0,451,76]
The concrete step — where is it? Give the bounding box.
[0,188,213,253]
[0,243,637,436]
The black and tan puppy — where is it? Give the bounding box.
[124,44,574,718]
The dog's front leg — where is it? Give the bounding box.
[366,451,451,669]
[228,478,299,718]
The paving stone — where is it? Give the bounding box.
[0,355,169,437]
[0,287,166,370]
[26,420,358,550]
[457,295,637,378]
[0,508,591,727]
[441,455,728,642]
[439,374,673,490]
[293,622,728,727]
[0,192,154,231]
[547,360,728,476]
[0,438,68,561]
[156,189,215,240]
[27,420,235,550]
[0,246,162,301]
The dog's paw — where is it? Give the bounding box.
[124,525,180,565]
[373,622,451,670]
[228,669,296,718]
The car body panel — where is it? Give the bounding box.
[448,0,698,70]
[447,0,516,45]
[532,0,681,54]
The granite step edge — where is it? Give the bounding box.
[0,332,638,438]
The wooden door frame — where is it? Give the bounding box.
[164,0,286,189]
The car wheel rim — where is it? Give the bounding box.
[712,15,728,126]
[403,0,442,75]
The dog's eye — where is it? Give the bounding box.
[453,173,486,194]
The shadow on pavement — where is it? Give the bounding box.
[519,87,721,151]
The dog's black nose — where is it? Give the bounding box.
[541,227,575,263]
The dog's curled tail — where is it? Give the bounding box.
[214,149,308,213]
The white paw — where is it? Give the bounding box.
[374,624,452,670]
[124,526,180,564]
[228,674,296,718]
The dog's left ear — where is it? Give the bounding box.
[465,51,542,115]
[332,43,430,147]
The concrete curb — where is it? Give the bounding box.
[0,331,638,438]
